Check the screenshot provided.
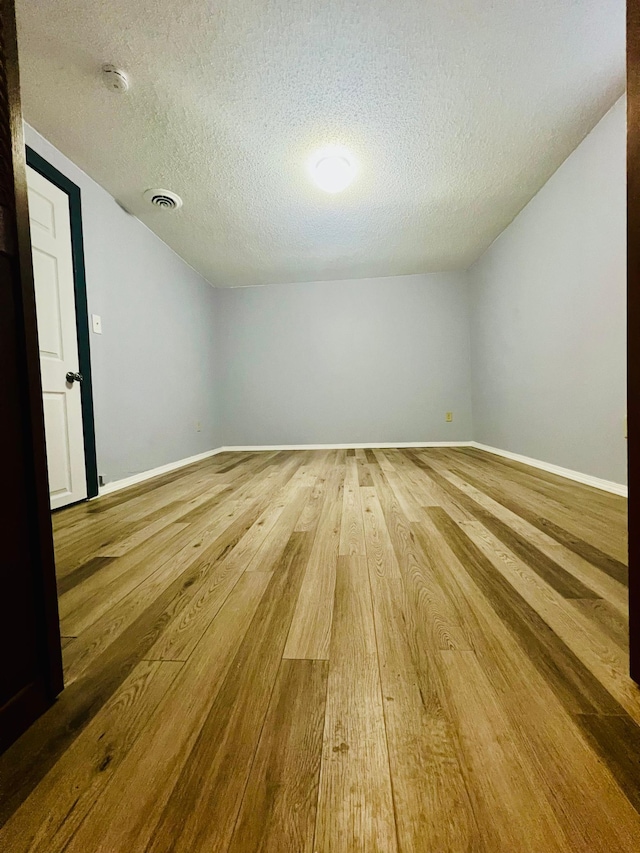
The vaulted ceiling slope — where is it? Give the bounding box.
[17,1,624,287]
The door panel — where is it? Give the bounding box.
[27,165,86,508]
[42,392,72,496]
[32,250,63,356]
[0,0,63,753]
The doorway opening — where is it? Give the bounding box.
[26,147,98,508]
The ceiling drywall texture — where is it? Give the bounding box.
[16,0,624,287]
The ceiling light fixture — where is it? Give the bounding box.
[309,146,357,193]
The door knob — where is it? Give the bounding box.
[66,371,83,384]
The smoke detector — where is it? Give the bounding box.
[143,188,183,211]
[102,64,129,93]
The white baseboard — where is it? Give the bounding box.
[218,441,474,451]
[471,442,628,497]
[96,441,627,499]
[96,442,474,497]
[97,447,227,496]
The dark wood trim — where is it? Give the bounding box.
[628,0,640,684]
[0,0,63,752]
[25,146,99,500]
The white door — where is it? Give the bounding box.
[27,166,87,509]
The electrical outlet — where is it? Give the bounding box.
[195,420,202,432]
[91,314,102,334]
[446,412,453,423]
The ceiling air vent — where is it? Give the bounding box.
[143,188,183,210]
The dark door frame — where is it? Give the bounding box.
[26,146,98,501]
[628,1,639,684]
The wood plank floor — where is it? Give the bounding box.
[0,447,638,851]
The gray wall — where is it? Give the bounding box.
[25,125,222,485]
[469,97,627,484]
[27,97,625,481]
[216,273,473,446]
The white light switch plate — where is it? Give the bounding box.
[92,314,102,334]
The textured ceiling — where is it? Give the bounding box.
[16,0,624,287]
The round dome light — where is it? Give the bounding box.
[309,147,357,193]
